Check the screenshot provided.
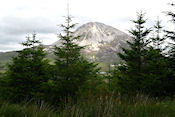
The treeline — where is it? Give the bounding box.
[0,4,175,108]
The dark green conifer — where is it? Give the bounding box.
[6,33,50,102]
[164,3,175,96]
[53,14,99,100]
[151,18,165,50]
[117,13,151,94]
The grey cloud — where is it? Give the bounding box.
[0,32,25,44]
[0,16,61,51]
[0,32,26,52]
[0,16,58,35]
[0,43,23,52]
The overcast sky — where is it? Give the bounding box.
[0,0,174,52]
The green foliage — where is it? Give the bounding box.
[114,12,173,97]
[0,101,59,117]
[4,33,51,102]
[141,48,170,96]
[0,5,175,116]
[164,3,175,96]
[140,18,171,97]
[151,18,165,50]
[58,94,175,117]
[116,12,151,94]
[50,15,100,104]
[0,94,175,117]
[165,4,175,63]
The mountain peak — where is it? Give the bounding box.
[52,22,131,64]
[75,22,127,39]
[73,22,130,45]
[84,21,102,25]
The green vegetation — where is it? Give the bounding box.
[0,95,175,117]
[0,101,58,117]
[117,12,152,94]
[0,3,175,117]
[3,34,51,103]
[115,12,172,97]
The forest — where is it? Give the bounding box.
[0,4,175,117]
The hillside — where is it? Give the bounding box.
[51,22,131,67]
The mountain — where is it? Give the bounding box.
[0,22,131,70]
[51,22,131,65]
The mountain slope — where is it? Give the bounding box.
[52,22,131,64]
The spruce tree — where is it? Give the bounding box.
[53,15,99,100]
[117,13,151,94]
[142,48,169,97]
[116,12,174,97]
[6,33,50,102]
[165,4,175,68]
[151,18,165,50]
[140,19,170,97]
[164,3,175,96]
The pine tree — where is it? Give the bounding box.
[165,4,175,67]
[6,33,50,102]
[164,3,175,96]
[117,13,151,94]
[53,15,99,100]
[151,18,165,50]
[54,15,83,80]
[116,12,174,97]
[142,47,169,96]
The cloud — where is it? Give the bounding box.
[0,15,60,51]
[0,44,23,52]
[0,33,24,44]
[0,16,58,35]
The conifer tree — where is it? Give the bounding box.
[117,13,151,94]
[116,12,173,97]
[151,18,165,50]
[53,14,99,100]
[164,3,175,96]
[165,4,175,67]
[6,33,50,102]
[142,47,169,96]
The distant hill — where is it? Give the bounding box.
[0,51,18,63]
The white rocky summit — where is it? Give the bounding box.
[51,22,131,63]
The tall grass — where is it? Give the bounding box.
[0,101,59,117]
[59,94,175,117]
[0,94,174,117]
